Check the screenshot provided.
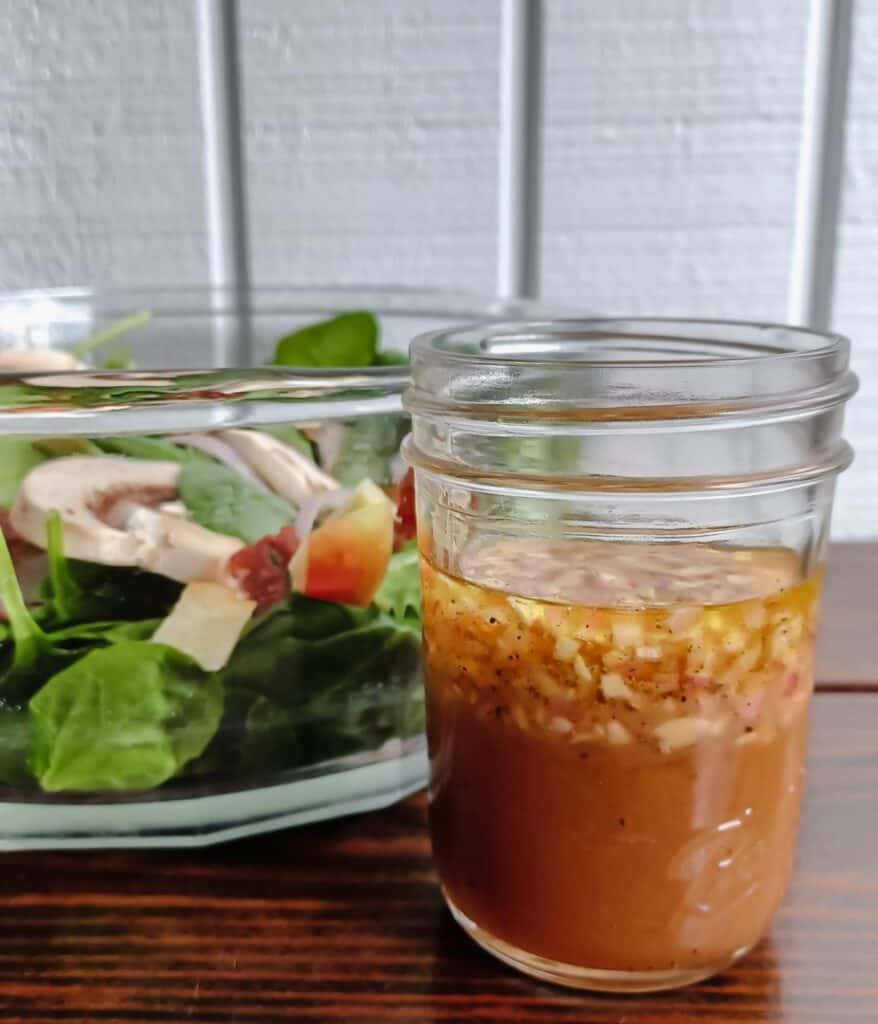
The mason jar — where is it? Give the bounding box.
[403,317,857,992]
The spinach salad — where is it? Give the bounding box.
[0,312,423,795]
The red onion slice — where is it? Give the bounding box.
[168,433,271,492]
[390,453,408,483]
[294,487,350,538]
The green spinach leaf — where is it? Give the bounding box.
[293,622,421,758]
[238,696,302,774]
[43,511,84,625]
[46,619,160,647]
[0,526,75,704]
[37,513,181,629]
[92,436,199,463]
[333,415,408,487]
[374,542,420,627]
[272,312,378,368]
[70,310,151,359]
[29,642,223,792]
[372,349,408,366]
[38,564,180,630]
[0,439,46,506]
[100,345,136,370]
[0,385,49,410]
[33,437,102,457]
[221,594,376,697]
[178,458,294,543]
[0,709,32,785]
[218,594,422,774]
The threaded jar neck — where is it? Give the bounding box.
[404,318,858,496]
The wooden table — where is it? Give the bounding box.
[1,545,875,1023]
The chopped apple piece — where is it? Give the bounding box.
[289,479,394,606]
[152,582,256,671]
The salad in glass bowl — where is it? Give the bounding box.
[0,288,540,847]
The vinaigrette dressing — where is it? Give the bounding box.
[422,540,818,973]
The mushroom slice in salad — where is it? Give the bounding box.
[9,455,244,583]
[0,348,85,372]
[299,422,346,474]
[217,429,338,506]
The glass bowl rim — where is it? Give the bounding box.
[0,285,550,435]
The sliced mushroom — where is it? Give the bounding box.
[10,455,243,583]
[217,429,338,506]
[21,372,170,388]
[123,506,243,583]
[157,500,188,519]
[300,422,346,473]
[0,348,84,372]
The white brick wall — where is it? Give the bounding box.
[0,0,874,536]
[834,2,878,538]
[0,0,207,285]
[541,0,807,320]
[241,0,501,292]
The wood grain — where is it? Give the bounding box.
[0,691,874,1023]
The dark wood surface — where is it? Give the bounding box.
[0,544,875,1023]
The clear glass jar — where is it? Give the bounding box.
[0,286,543,849]
[403,318,858,992]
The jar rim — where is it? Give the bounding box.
[406,316,858,423]
[411,316,848,368]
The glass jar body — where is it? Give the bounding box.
[405,317,855,991]
[416,477,828,991]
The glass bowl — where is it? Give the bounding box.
[0,286,541,848]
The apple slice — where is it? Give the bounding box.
[152,582,257,671]
[289,480,394,606]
